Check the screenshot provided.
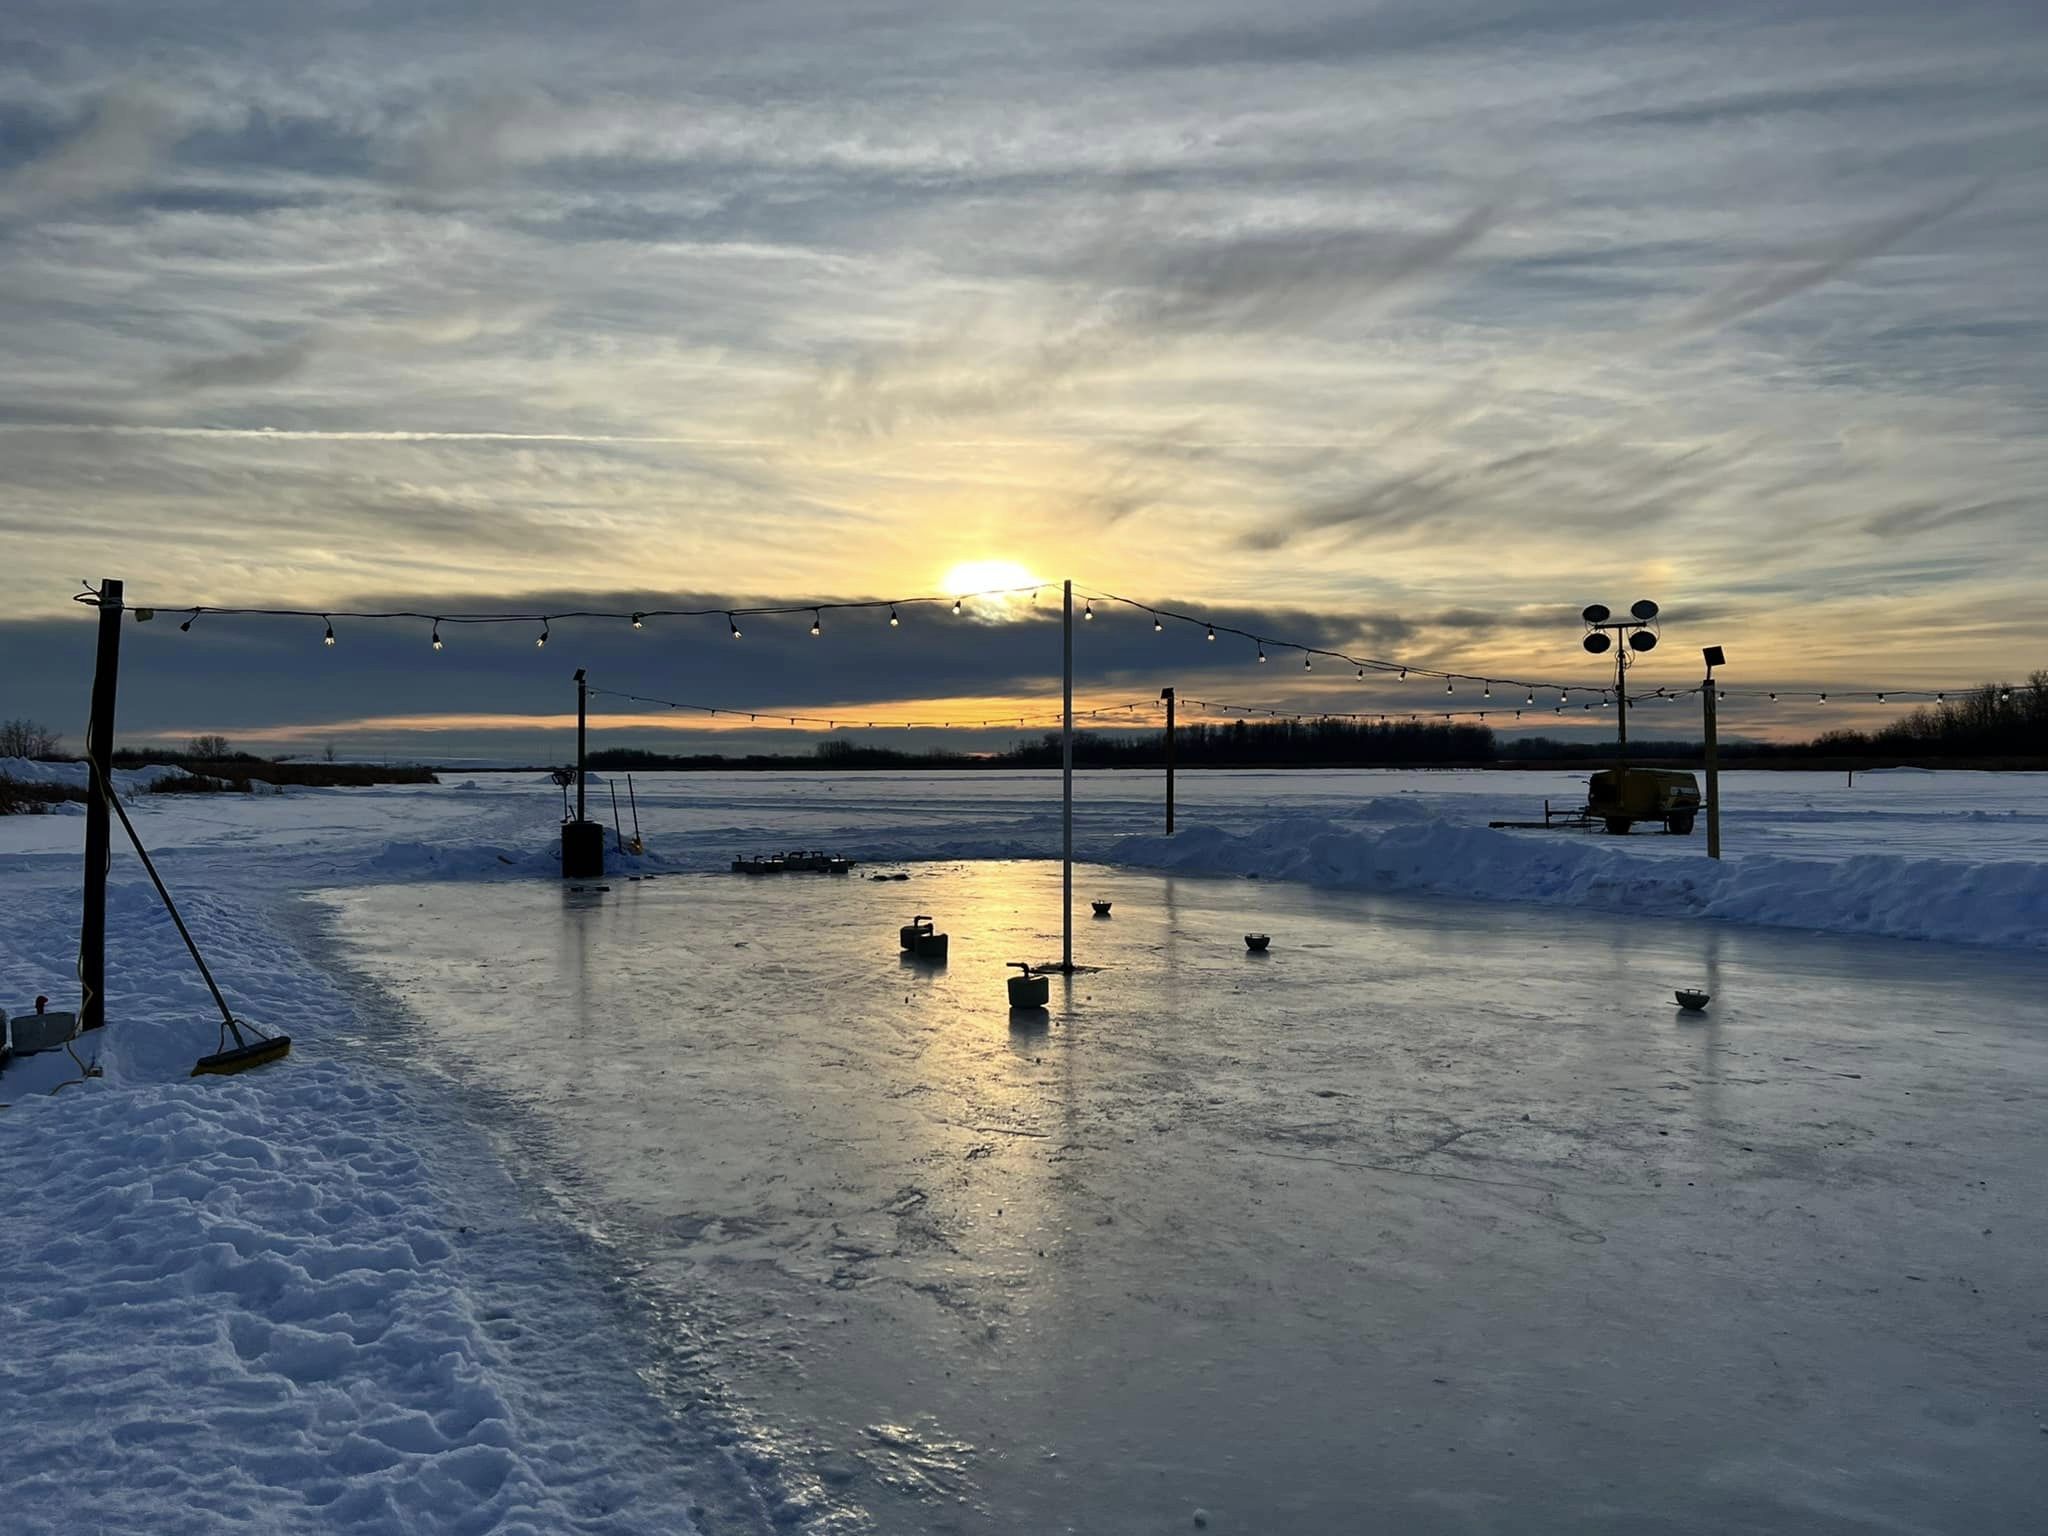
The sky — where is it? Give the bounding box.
[1,0,2043,761]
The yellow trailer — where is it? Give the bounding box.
[1586,768,1701,835]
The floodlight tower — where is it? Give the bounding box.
[1580,600,1661,777]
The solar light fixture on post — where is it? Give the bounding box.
[1580,600,1661,785]
[1701,645,1725,860]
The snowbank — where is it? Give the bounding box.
[0,756,192,794]
[4,1070,540,1533]
[1106,811,2048,949]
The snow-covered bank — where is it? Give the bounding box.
[0,882,812,1534]
[1107,811,2048,949]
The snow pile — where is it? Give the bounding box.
[1106,813,2048,949]
[0,757,193,795]
[0,1067,718,1536]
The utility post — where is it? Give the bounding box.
[574,667,588,822]
[560,668,604,878]
[80,577,124,1031]
[1160,686,1176,835]
[1701,645,1725,860]
[1064,581,1081,966]
[1060,580,1074,971]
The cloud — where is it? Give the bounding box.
[162,339,316,390]
[1,88,177,211]
[1672,182,1989,333]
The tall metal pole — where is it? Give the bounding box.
[1614,647,1629,779]
[574,668,588,822]
[80,577,123,1032]
[1161,686,1175,835]
[1702,671,1721,860]
[1062,580,1074,971]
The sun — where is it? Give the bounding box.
[940,560,1045,618]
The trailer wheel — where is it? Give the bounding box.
[1667,813,1696,835]
[1604,817,1631,835]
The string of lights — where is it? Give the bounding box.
[1072,585,1605,697]
[72,579,2012,711]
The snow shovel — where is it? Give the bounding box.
[93,761,291,1075]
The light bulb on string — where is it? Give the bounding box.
[1357,667,1365,679]
[1399,668,1407,681]
[631,613,644,630]
[729,614,741,640]
[1877,692,1886,704]
[536,621,549,649]
[1153,613,1163,633]
[1445,681,1454,695]
[323,617,336,647]
[1526,691,1534,705]
[1937,692,1946,703]
[180,609,199,632]
[1304,655,1312,671]
[1768,692,1777,701]
[1083,600,1093,621]
[431,621,443,652]
[1818,693,1827,704]
[1256,641,1267,663]
[810,610,822,636]
[1482,682,1491,698]
[888,605,900,628]
[952,598,962,615]
[1206,624,1216,642]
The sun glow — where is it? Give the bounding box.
[940,559,1044,620]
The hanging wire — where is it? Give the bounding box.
[71,579,2003,707]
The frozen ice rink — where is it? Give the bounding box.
[326,858,2048,1535]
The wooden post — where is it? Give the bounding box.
[1061,580,1073,971]
[1161,686,1175,835]
[1703,674,1721,859]
[80,577,124,1031]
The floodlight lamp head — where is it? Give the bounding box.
[1630,599,1660,621]
[1581,603,1611,624]
[1628,629,1659,652]
[1702,644,1726,669]
[1583,632,1613,654]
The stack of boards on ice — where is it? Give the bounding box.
[731,851,855,874]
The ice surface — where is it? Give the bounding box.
[325,860,2048,1535]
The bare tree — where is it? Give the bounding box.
[0,718,64,758]
[186,734,233,760]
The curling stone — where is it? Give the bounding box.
[1675,988,1710,1012]
[1244,933,1271,952]
[1091,900,1112,917]
[1007,962,1050,1009]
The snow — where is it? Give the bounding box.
[0,755,193,793]
[1105,811,2048,949]
[5,767,2047,1533]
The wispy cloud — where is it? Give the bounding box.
[1672,182,1989,333]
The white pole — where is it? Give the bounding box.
[1062,579,1074,971]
